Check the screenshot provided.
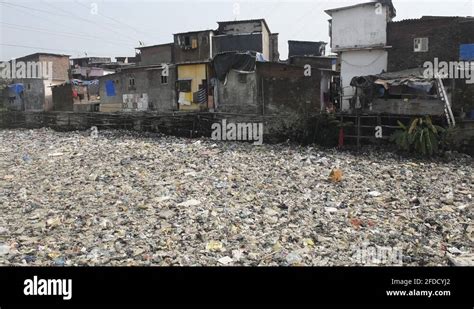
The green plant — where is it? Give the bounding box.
[390,116,445,156]
[311,113,353,147]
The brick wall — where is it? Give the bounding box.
[387,17,474,71]
[39,55,70,81]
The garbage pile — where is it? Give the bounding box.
[0,128,472,266]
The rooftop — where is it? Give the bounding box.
[325,0,396,18]
[135,43,173,50]
[217,18,271,34]
[14,52,70,59]
[173,29,215,36]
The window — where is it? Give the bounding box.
[161,75,168,84]
[238,73,247,83]
[181,35,198,50]
[414,38,429,52]
[128,77,136,90]
[27,83,31,90]
[176,80,192,92]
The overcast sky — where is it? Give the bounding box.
[0,0,472,61]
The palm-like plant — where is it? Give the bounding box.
[390,116,445,156]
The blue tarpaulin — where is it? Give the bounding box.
[8,83,24,95]
[460,44,474,61]
[105,80,115,96]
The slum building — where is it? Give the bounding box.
[5,53,70,111]
[213,53,322,116]
[173,29,215,111]
[213,19,280,62]
[325,1,396,112]
[387,16,474,117]
[52,80,100,112]
[98,42,176,113]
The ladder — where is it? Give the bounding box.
[435,74,455,127]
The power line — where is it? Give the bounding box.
[0,22,137,47]
[40,0,142,44]
[0,2,135,46]
[0,1,141,45]
[0,43,104,55]
[73,0,156,41]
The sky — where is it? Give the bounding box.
[0,0,473,61]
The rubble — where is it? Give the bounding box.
[0,128,472,266]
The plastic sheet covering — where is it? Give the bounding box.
[7,83,24,95]
[213,51,256,81]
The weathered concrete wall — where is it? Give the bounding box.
[340,49,388,111]
[216,62,322,117]
[216,70,258,114]
[138,44,174,66]
[216,20,271,60]
[38,54,70,81]
[12,78,45,111]
[99,66,176,112]
[218,20,264,35]
[14,54,70,82]
[270,33,279,62]
[257,62,321,116]
[212,33,263,56]
[329,4,389,51]
[288,41,326,57]
[261,22,270,60]
[173,31,213,63]
[52,83,73,111]
[289,56,334,70]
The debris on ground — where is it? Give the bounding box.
[0,128,472,266]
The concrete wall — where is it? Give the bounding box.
[99,66,176,112]
[12,78,45,111]
[261,23,270,60]
[340,49,388,111]
[52,83,74,111]
[212,33,263,56]
[218,20,263,35]
[258,62,321,115]
[289,56,334,70]
[217,20,272,60]
[330,4,389,51]
[270,34,279,62]
[173,31,213,63]
[288,41,326,57]
[216,70,258,114]
[177,63,208,111]
[215,62,322,116]
[39,55,70,81]
[138,44,174,66]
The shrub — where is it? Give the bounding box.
[390,116,445,156]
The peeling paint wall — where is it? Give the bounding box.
[99,66,176,113]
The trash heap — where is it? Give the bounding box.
[0,128,472,266]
